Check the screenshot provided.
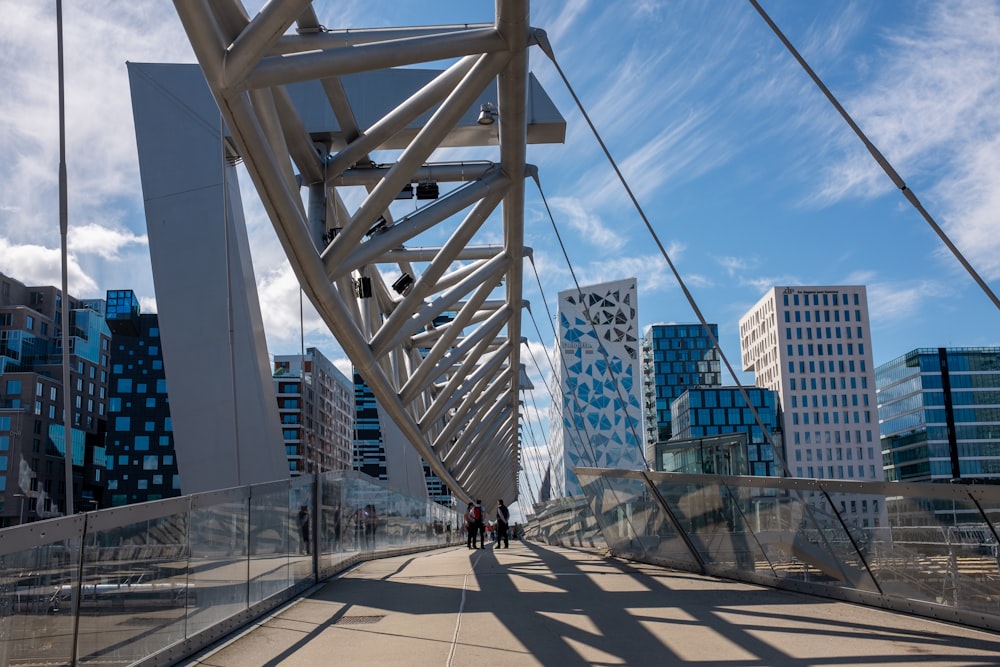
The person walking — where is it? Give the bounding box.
[473,499,486,549]
[464,502,476,549]
[495,499,510,549]
[297,505,311,555]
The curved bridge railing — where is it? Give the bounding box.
[0,470,460,667]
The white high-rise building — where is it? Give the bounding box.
[549,278,644,497]
[273,348,355,475]
[740,286,883,525]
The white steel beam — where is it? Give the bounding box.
[172,0,564,504]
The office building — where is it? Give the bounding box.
[741,285,882,526]
[877,347,1000,485]
[549,278,644,497]
[353,372,445,502]
[104,290,178,505]
[669,386,781,476]
[0,272,110,524]
[274,348,354,475]
[641,323,721,456]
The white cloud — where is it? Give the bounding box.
[866,279,952,324]
[717,255,753,276]
[69,223,147,260]
[811,3,1000,278]
[546,196,625,251]
[0,239,98,295]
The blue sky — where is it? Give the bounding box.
[2,2,999,512]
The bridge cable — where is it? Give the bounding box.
[519,260,615,481]
[749,0,1000,315]
[515,379,547,505]
[533,29,790,479]
[525,188,649,540]
[530,175,651,472]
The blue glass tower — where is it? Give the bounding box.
[641,323,721,451]
[669,386,781,476]
[877,347,1000,484]
[104,290,178,505]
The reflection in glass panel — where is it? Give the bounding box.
[76,512,190,666]
[574,470,1000,630]
[0,540,79,666]
[289,478,313,587]
[249,485,291,605]
[186,500,249,636]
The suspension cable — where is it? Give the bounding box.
[748,0,1000,314]
[533,29,790,477]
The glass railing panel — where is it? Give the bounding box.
[687,481,773,573]
[185,489,250,636]
[876,487,1000,612]
[365,483,389,553]
[646,474,757,569]
[341,475,369,554]
[318,472,350,576]
[248,480,292,606]
[525,492,605,548]
[289,476,314,587]
[795,487,880,593]
[722,481,877,592]
[381,487,408,549]
[343,474,379,553]
[0,516,85,667]
[577,469,685,563]
[76,500,191,666]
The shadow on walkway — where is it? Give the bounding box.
[184,541,1000,666]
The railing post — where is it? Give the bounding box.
[816,484,883,595]
[312,473,320,581]
[640,472,706,572]
[69,510,88,666]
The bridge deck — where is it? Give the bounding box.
[182,541,1000,666]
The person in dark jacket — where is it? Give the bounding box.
[495,499,510,548]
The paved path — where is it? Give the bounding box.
[183,541,1000,666]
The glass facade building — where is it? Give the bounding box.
[669,386,781,476]
[104,290,177,506]
[641,323,721,453]
[0,272,110,524]
[353,372,451,505]
[353,373,387,481]
[877,347,1000,484]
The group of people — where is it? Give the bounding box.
[464,498,511,549]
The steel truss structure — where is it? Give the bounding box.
[173,1,563,504]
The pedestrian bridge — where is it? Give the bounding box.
[2,469,999,665]
[184,543,1000,667]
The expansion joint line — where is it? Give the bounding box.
[447,548,484,667]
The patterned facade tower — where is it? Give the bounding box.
[549,278,644,497]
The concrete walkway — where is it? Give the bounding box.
[183,541,1000,666]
